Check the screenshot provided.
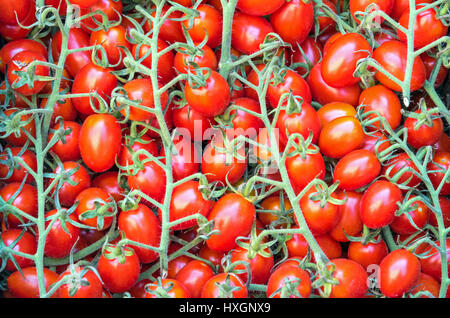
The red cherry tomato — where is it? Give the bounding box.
[267,263,312,298]
[175,260,215,298]
[1,229,36,271]
[7,267,59,298]
[231,12,274,55]
[182,4,222,48]
[347,239,389,269]
[0,182,38,228]
[326,258,368,298]
[201,273,248,298]
[75,187,114,230]
[43,209,80,258]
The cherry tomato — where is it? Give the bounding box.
[382,152,421,188]
[231,12,274,55]
[174,43,218,74]
[182,4,222,48]
[40,89,78,126]
[225,97,264,139]
[361,131,392,154]
[416,238,450,282]
[427,151,450,195]
[90,25,131,68]
[330,190,363,242]
[0,39,47,73]
[267,263,312,298]
[80,0,123,33]
[127,160,167,204]
[172,103,215,142]
[229,244,274,284]
[348,239,389,269]
[350,0,394,24]
[326,258,368,298]
[175,260,215,298]
[57,265,103,298]
[237,0,285,16]
[69,0,99,8]
[48,121,81,162]
[145,279,191,298]
[390,198,429,235]
[75,187,114,230]
[289,37,323,76]
[201,273,248,298]
[317,102,357,128]
[1,229,36,271]
[0,0,31,24]
[43,209,80,258]
[258,195,293,228]
[405,110,444,149]
[0,147,37,184]
[148,5,184,44]
[2,108,37,147]
[410,273,440,298]
[7,267,59,298]
[0,182,38,228]
[267,69,312,108]
[92,171,125,203]
[160,138,200,182]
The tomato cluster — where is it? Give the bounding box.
[0,0,449,299]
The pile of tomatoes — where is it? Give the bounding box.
[0,0,449,299]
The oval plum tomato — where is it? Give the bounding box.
[326,258,368,298]
[182,4,222,48]
[0,0,31,24]
[160,138,200,182]
[75,187,114,230]
[43,209,80,258]
[71,63,117,115]
[318,116,365,159]
[333,149,381,191]
[229,244,274,284]
[47,121,81,162]
[360,180,403,229]
[206,193,256,252]
[0,229,36,271]
[358,85,402,131]
[97,245,140,294]
[117,134,159,169]
[7,51,49,96]
[236,0,285,16]
[231,12,274,55]
[312,234,343,260]
[307,63,362,106]
[7,267,59,298]
[289,37,323,76]
[51,161,91,208]
[0,39,47,73]
[80,0,123,32]
[131,40,175,84]
[427,151,450,195]
[56,265,103,298]
[174,43,218,74]
[266,264,312,298]
[373,40,426,92]
[270,0,314,45]
[201,136,247,185]
[397,5,448,49]
[128,160,167,204]
[0,5,36,42]
[410,273,440,298]
[2,108,37,147]
[390,0,432,20]
[416,238,450,282]
[161,180,212,231]
[421,53,449,87]
[0,147,37,184]
[276,102,321,145]
[382,152,421,188]
[379,249,421,298]
[201,273,248,298]
[198,244,225,268]
[149,5,184,44]
[69,0,99,8]
[92,171,125,203]
[79,113,122,173]
[347,239,389,269]
[145,279,191,298]
[286,233,309,258]
[361,131,392,154]
[323,32,346,54]
[90,25,131,68]
[321,33,372,88]
[118,203,161,264]
[298,188,341,235]
[185,70,230,118]
[52,28,91,77]
[330,190,363,242]
[258,195,293,228]
[390,198,429,235]
[0,182,37,228]
[285,145,325,193]
[172,104,215,142]
[225,97,263,139]
[267,69,312,108]
[350,0,394,24]
[405,111,444,149]
[175,260,215,298]
[316,0,338,33]
[317,102,357,128]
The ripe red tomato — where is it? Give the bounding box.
[350,0,394,23]
[119,203,161,264]
[80,0,123,33]
[48,121,81,162]
[267,69,312,108]
[225,97,263,139]
[174,43,218,74]
[117,134,159,169]
[43,209,80,258]
[7,267,59,298]
[347,239,389,269]
[0,182,38,228]
[307,63,361,106]
[326,258,368,298]
[199,244,225,268]
[270,0,314,45]
[0,5,36,42]
[182,4,222,48]
[75,187,114,230]
[148,5,184,43]
[318,116,365,158]
[379,249,421,298]
[201,273,248,298]
[360,180,403,229]
[97,245,141,293]
[229,244,274,284]
[373,40,426,92]
[128,160,167,204]
[361,131,392,154]
[316,0,337,33]
[266,263,312,298]
[160,138,200,182]
[390,0,432,20]
[92,171,125,203]
[236,0,285,16]
[428,196,450,228]
[175,260,215,298]
[231,12,274,55]
[330,190,363,242]
[56,265,103,298]
[405,110,444,149]
[390,198,429,235]
[321,33,372,88]
[79,113,122,173]
[206,193,256,252]
[421,53,449,87]
[40,89,78,126]
[427,151,450,195]
[1,229,36,271]
[382,152,421,188]
[145,279,191,298]
[7,51,49,96]
[90,25,131,68]
[0,39,47,73]
[333,149,381,190]
[289,37,323,76]
[416,238,450,282]
[0,0,31,24]
[410,273,440,298]
[2,108,37,147]
[172,103,215,142]
[69,0,99,8]
[0,147,37,184]
[185,70,230,118]
[258,195,292,227]
[316,102,357,128]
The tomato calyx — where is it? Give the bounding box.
[78,196,117,231]
[214,273,244,298]
[144,277,177,298]
[286,133,319,161]
[0,228,27,272]
[60,262,102,297]
[304,181,344,210]
[102,242,134,265]
[0,109,34,141]
[405,102,442,131]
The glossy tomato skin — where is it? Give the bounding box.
[405,111,444,149]
[267,69,312,108]
[0,182,38,228]
[79,113,122,173]
[361,131,392,154]
[327,258,368,298]
[69,0,99,8]
[382,152,421,188]
[43,209,80,258]
[285,147,325,193]
[48,121,81,162]
[149,5,184,43]
[117,135,159,169]
[428,196,450,228]
[1,229,37,271]
[317,102,357,128]
[0,147,37,184]
[119,204,161,264]
[373,40,426,92]
[128,160,167,205]
[80,0,123,32]
[229,245,274,284]
[40,89,78,126]
[333,149,381,190]
[0,0,31,24]
[321,33,372,88]
[57,265,103,298]
[145,279,191,298]
[421,53,449,87]
[0,39,47,73]
[236,0,285,16]
[201,273,248,298]
[266,264,312,298]
[289,37,323,76]
[347,240,389,269]
[360,180,403,229]
[172,104,215,142]
[3,109,37,147]
[350,0,394,23]
[319,116,365,159]
[90,25,131,68]
[175,260,215,298]
[410,273,440,298]
[160,138,200,182]
[307,63,361,106]
[416,238,450,282]
[206,193,256,253]
[379,249,421,298]
[174,43,217,74]
[7,267,59,298]
[270,0,314,45]
[427,151,450,195]
[390,198,429,235]
[75,187,114,230]
[182,4,222,48]
[330,191,363,242]
[0,5,36,41]
[231,12,274,55]
[225,97,263,139]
